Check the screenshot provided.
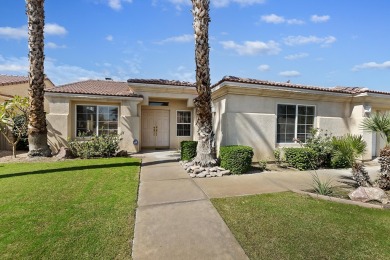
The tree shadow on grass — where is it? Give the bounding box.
[141,159,179,167]
[0,162,140,179]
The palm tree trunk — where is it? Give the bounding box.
[191,0,216,167]
[26,0,51,157]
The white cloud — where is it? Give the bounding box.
[106,35,114,41]
[283,35,336,46]
[261,14,285,24]
[0,23,67,39]
[0,55,28,72]
[45,23,68,35]
[220,40,281,56]
[170,66,195,82]
[311,15,330,23]
[107,0,133,10]
[258,64,270,72]
[46,42,66,49]
[352,61,390,71]
[157,34,193,44]
[0,26,27,39]
[260,14,304,25]
[284,53,308,60]
[279,70,301,77]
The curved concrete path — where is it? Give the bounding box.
[132,151,248,260]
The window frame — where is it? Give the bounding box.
[75,104,119,137]
[276,103,316,144]
[176,110,192,137]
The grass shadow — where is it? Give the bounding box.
[0,162,140,179]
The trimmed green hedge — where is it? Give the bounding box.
[180,141,198,161]
[220,145,254,174]
[284,147,317,171]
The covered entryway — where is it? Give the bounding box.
[141,110,170,149]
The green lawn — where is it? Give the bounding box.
[0,158,140,259]
[212,192,390,260]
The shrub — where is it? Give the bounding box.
[284,147,317,171]
[330,134,366,168]
[68,133,122,159]
[180,141,198,161]
[274,148,283,165]
[304,128,333,168]
[258,160,267,171]
[220,145,254,174]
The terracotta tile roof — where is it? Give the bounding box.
[0,74,28,86]
[45,80,141,97]
[212,76,390,96]
[128,78,196,87]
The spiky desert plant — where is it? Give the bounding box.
[351,162,372,187]
[191,0,216,167]
[26,0,51,157]
[378,146,390,190]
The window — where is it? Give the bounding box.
[149,101,169,106]
[177,111,191,136]
[277,104,315,143]
[76,105,118,136]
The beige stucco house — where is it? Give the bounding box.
[0,74,54,150]
[45,76,390,161]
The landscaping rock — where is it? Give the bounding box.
[56,147,73,159]
[115,150,128,157]
[189,173,196,178]
[220,170,231,176]
[197,172,206,178]
[349,187,389,204]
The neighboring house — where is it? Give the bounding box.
[45,76,390,161]
[0,74,55,103]
[0,74,55,150]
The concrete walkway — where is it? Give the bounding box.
[132,150,381,259]
[132,151,249,260]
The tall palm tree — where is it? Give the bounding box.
[26,0,51,157]
[191,0,216,167]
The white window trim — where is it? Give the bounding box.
[276,103,316,144]
[75,104,120,137]
[176,110,192,137]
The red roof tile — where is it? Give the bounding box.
[45,80,141,97]
[0,74,28,86]
[128,78,195,87]
[212,76,390,96]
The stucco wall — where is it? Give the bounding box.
[213,93,354,161]
[46,95,142,153]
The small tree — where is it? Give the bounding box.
[0,96,29,158]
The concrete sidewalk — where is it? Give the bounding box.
[132,150,381,259]
[132,151,248,260]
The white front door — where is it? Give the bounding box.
[141,110,170,148]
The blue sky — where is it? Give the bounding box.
[0,0,389,91]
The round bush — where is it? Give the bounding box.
[220,145,254,174]
[180,141,198,161]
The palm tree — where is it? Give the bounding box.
[26,0,51,157]
[361,112,390,189]
[191,0,216,167]
[361,112,390,144]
